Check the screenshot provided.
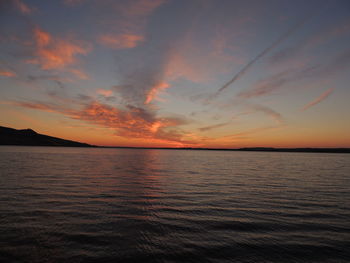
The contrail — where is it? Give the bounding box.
[302,88,334,111]
[214,16,311,97]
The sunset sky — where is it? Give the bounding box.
[1,0,350,148]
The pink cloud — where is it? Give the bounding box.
[144,82,169,104]
[69,68,89,80]
[13,0,34,14]
[99,34,144,49]
[302,88,334,111]
[253,105,283,124]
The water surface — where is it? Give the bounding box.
[1,146,349,262]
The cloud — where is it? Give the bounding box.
[0,70,16,77]
[144,82,169,104]
[238,70,290,98]
[217,102,284,124]
[93,0,166,38]
[222,125,284,140]
[318,48,350,76]
[71,102,194,145]
[11,98,196,147]
[238,48,350,100]
[68,68,89,80]
[97,89,113,97]
[198,122,229,132]
[25,74,67,89]
[27,27,90,77]
[302,88,334,111]
[99,34,144,49]
[13,101,57,112]
[252,104,283,124]
[269,18,350,66]
[13,0,34,14]
[112,53,170,106]
[97,0,181,108]
[214,16,310,96]
[109,0,244,108]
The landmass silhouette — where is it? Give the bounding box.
[0,126,92,147]
[0,126,349,153]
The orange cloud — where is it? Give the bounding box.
[302,88,334,111]
[73,102,197,147]
[145,82,169,104]
[28,27,90,77]
[34,28,51,47]
[0,70,16,77]
[97,89,113,97]
[99,34,144,49]
[12,99,195,147]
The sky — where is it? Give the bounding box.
[1,0,350,148]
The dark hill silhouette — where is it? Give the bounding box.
[0,126,93,147]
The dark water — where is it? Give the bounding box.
[1,146,350,263]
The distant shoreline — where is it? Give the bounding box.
[1,126,349,153]
[96,146,350,154]
[1,144,349,154]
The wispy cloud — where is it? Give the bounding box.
[0,70,16,77]
[68,68,89,80]
[238,48,350,100]
[252,104,283,124]
[120,0,166,17]
[221,124,285,141]
[269,18,350,66]
[144,82,169,104]
[95,0,166,39]
[113,65,168,107]
[238,70,290,98]
[13,0,34,14]
[198,122,229,132]
[13,101,57,112]
[97,89,113,97]
[91,0,171,108]
[24,74,69,89]
[302,88,334,111]
[99,34,144,49]
[214,16,310,96]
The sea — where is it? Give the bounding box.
[0,146,349,263]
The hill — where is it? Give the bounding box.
[0,126,93,147]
